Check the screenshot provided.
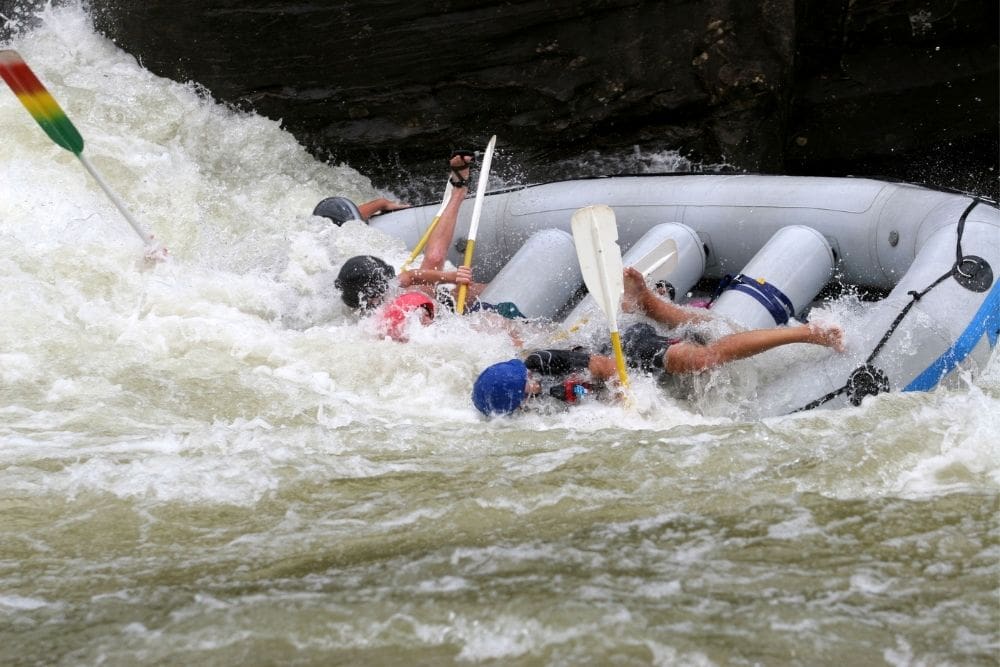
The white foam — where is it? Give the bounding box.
[0,2,996,508]
[0,594,52,611]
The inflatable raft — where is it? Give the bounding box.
[319,174,1000,415]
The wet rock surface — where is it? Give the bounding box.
[37,1,1000,199]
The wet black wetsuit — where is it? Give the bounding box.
[525,323,675,377]
[620,323,675,372]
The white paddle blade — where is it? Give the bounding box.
[455,134,497,314]
[571,204,624,322]
[434,178,454,216]
[466,134,497,243]
[629,237,679,283]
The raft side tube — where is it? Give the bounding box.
[709,225,835,330]
[478,229,583,320]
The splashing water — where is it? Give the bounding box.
[1,4,997,666]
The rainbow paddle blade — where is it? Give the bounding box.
[0,49,85,155]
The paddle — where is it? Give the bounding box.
[455,134,497,315]
[400,178,453,273]
[630,237,678,284]
[555,234,679,340]
[571,204,630,387]
[0,49,166,261]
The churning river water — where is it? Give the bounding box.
[1,5,998,666]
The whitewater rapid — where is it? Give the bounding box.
[1,5,997,666]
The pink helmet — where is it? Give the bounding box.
[379,292,436,341]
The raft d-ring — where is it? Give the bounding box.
[956,258,976,277]
[952,256,993,293]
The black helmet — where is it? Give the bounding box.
[313,197,363,225]
[335,255,395,310]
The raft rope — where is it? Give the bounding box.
[792,197,987,411]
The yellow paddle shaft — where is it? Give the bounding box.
[399,213,441,273]
[455,238,477,314]
[610,330,630,387]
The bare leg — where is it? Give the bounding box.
[420,153,471,271]
[622,266,708,327]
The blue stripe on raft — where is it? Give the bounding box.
[904,278,1000,391]
[727,275,795,325]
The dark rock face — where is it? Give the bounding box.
[87,0,997,199]
[787,0,998,198]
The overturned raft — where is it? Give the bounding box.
[324,174,1000,415]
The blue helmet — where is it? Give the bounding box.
[472,359,528,416]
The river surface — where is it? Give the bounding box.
[1,5,998,666]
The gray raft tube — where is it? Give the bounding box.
[360,175,1000,293]
[478,229,583,320]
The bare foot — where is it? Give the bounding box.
[807,323,846,353]
[622,266,648,314]
[449,152,473,188]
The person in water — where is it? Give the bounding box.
[313,195,410,224]
[472,266,846,416]
[335,150,526,342]
[335,150,487,312]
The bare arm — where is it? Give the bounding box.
[357,198,410,220]
[665,323,845,373]
[399,265,488,300]
[587,355,618,381]
[399,268,464,287]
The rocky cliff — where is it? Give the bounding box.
[40,1,1000,198]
